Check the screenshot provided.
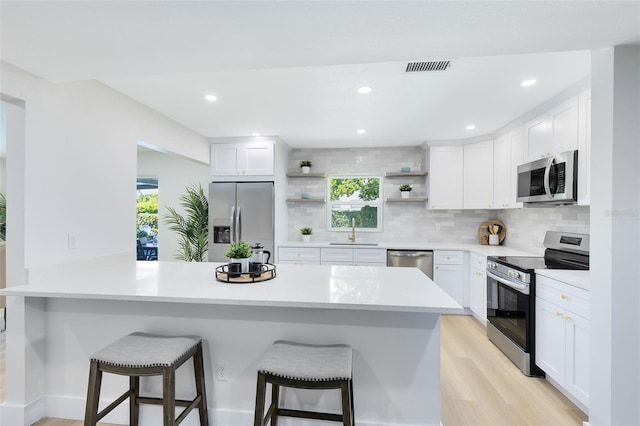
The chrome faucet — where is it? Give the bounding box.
[348,218,356,243]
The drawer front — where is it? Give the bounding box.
[278,260,321,265]
[321,248,354,263]
[353,249,387,264]
[470,253,487,270]
[537,275,589,319]
[278,247,321,262]
[434,250,464,265]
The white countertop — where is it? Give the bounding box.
[535,269,590,290]
[4,258,463,314]
[281,241,541,257]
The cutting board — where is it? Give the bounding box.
[477,220,506,245]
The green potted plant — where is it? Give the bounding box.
[163,184,209,262]
[399,184,412,199]
[136,229,149,244]
[225,240,252,272]
[300,160,313,174]
[300,227,313,243]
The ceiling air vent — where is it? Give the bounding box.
[405,60,451,72]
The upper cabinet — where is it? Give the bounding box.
[493,126,524,209]
[577,90,591,206]
[210,140,274,178]
[524,97,579,161]
[463,140,494,209]
[428,146,463,209]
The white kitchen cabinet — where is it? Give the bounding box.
[469,253,487,323]
[433,251,467,307]
[278,247,321,265]
[524,97,579,161]
[463,140,494,209]
[320,247,387,266]
[536,275,590,409]
[577,89,591,206]
[210,140,274,177]
[493,127,524,209]
[428,146,463,209]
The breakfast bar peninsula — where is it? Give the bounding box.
[2,257,462,426]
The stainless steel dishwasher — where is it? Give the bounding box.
[387,250,434,279]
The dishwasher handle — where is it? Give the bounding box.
[387,251,432,257]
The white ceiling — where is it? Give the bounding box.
[1,1,639,148]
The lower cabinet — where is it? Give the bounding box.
[536,275,590,409]
[433,251,467,307]
[469,253,487,323]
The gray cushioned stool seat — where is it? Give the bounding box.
[254,340,354,426]
[84,332,208,426]
[258,340,352,381]
[91,332,202,368]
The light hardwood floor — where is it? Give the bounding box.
[26,315,588,426]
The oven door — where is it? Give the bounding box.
[487,270,531,352]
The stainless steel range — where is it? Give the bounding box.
[486,231,589,376]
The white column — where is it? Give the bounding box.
[590,45,640,425]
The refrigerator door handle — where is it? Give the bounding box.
[237,207,242,241]
[230,206,236,242]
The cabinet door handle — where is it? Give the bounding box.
[556,312,563,316]
[561,294,569,300]
[564,314,571,320]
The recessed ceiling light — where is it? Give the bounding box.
[357,129,366,134]
[205,94,217,101]
[465,125,476,131]
[521,79,536,87]
[252,133,261,136]
[357,86,372,94]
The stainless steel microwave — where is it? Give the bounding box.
[516,150,578,205]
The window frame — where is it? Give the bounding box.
[326,175,383,233]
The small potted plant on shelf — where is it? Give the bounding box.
[225,241,252,272]
[300,227,313,243]
[399,184,412,199]
[300,160,313,174]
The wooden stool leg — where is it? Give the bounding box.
[84,361,102,426]
[163,366,176,426]
[253,372,267,426]
[270,383,280,426]
[349,378,355,426]
[340,380,352,426]
[130,375,140,426]
[193,343,209,426]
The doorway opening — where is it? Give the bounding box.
[137,177,158,261]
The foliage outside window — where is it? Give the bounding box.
[328,176,382,232]
[136,192,159,234]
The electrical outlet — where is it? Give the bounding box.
[217,364,228,381]
[435,223,441,231]
[67,233,77,249]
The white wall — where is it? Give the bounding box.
[137,151,209,261]
[590,45,640,426]
[0,62,209,269]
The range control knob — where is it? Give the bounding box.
[487,261,497,270]
[508,270,521,280]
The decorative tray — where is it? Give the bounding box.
[215,263,277,284]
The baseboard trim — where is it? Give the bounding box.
[40,395,432,426]
[0,396,46,426]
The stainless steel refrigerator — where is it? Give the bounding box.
[208,182,274,262]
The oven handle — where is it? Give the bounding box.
[487,270,529,295]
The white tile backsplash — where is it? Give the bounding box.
[287,147,590,251]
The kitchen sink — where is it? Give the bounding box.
[329,242,379,246]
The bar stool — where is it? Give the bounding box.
[253,340,354,426]
[84,332,209,426]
